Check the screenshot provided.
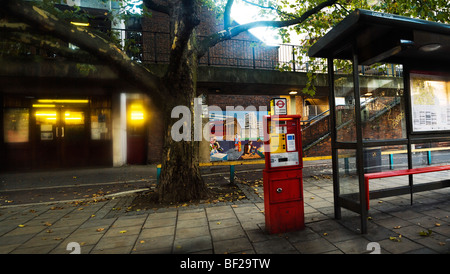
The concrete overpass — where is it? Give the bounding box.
[0,59,404,98]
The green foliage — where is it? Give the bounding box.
[262,0,450,95]
[6,0,450,96]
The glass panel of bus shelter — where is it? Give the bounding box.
[337,149,359,203]
[334,61,356,142]
[360,65,406,140]
[411,141,450,185]
[365,145,409,193]
[412,141,450,167]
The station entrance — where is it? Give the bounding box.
[32,99,89,169]
[2,96,112,171]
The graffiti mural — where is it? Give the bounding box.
[208,110,267,162]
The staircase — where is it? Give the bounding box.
[302,97,402,153]
[301,110,330,151]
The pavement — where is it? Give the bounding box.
[0,160,449,258]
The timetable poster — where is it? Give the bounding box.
[410,72,450,132]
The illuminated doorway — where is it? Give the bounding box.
[126,96,148,164]
[32,99,89,168]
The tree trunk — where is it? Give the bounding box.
[156,32,210,203]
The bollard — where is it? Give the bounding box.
[156,164,161,185]
[389,154,394,170]
[230,165,235,183]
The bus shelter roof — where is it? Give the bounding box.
[308,9,450,68]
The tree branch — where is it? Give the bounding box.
[3,0,164,104]
[223,0,234,30]
[197,0,338,57]
[0,30,96,63]
[143,0,170,15]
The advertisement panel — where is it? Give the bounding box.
[410,72,450,132]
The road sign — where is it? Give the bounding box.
[270,98,287,115]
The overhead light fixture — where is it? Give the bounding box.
[37,99,89,104]
[32,104,56,108]
[419,43,442,52]
[289,90,298,95]
[70,21,90,27]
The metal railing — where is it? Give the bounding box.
[1,23,403,77]
[112,28,403,76]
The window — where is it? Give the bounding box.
[91,109,111,140]
[3,108,29,143]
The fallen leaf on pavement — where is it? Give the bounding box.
[419,229,433,237]
[389,236,401,242]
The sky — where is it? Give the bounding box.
[230,1,283,45]
[124,0,299,46]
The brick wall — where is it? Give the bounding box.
[141,2,279,69]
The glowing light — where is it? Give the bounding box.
[129,102,145,122]
[37,99,89,104]
[131,111,144,120]
[32,104,56,108]
[35,112,56,116]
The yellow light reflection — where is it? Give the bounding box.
[35,111,57,123]
[70,22,90,27]
[64,111,84,124]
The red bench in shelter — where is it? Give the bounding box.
[364,165,450,210]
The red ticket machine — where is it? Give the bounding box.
[263,115,304,234]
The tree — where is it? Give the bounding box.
[2,0,448,203]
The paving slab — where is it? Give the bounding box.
[1,164,449,256]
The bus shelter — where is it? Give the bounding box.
[309,9,450,233]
